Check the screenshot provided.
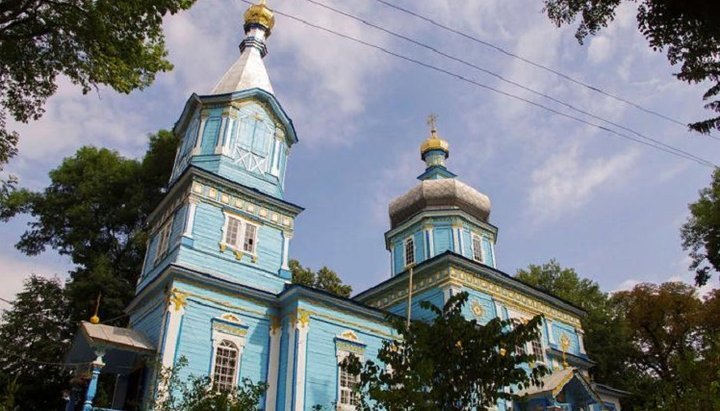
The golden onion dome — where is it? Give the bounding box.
[244,0,275,34]
[420,114,449,156]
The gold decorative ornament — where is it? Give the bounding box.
[169,288,188,312]
[471,300,485,318]
[219,242,227,252]
[297,309,311,328]
[233,249,244,260]
[270,316,281,333]
[244,0,275,34]
[89,293,102,324]
[420,113,450,155]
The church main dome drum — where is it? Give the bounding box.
[389,178,491,228]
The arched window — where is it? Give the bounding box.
[212,340,239,392]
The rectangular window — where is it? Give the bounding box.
[404,237,414,267]
[223,213,259,255]
[472,234,484,262]
[531,336,544,362]
[339,361,359,407]
[243,223,257,253]
[155,220,173,263]
[225,217,241,247]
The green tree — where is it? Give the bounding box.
[344,292,548,410]
[153,356,267,411]
[289,259,353,298]
[611,282,720,410]
[681,168,720,286]
[542,0,720,133]
[0,130,178,323]
[0,0,196,174]
[515,260,630,388]
[0,276,72,411]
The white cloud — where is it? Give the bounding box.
[0,252,71,305]
[588,36,612,64]
[527,144,638,223]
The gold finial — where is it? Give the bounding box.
[89,293,101,324]
[427,113,438,135]
[420,113,449,156]
[560,334,570,369]
[244,0,275,34]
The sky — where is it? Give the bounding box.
[2,0,719,306]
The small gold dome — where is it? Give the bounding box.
[89,315,100,325]
[420,114,449,156]
[244,0,275,34]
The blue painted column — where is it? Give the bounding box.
[83,357,105,411]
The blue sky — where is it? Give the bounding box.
[2,0,719,304]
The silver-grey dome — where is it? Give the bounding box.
[388,178,491,228]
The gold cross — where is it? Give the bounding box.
[426,113,438,132]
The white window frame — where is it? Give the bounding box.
[471,233,484,263]
[337,350,362,410]
[221,211,259,256]
[211,339,241,392]
[507,308,543,361]
[404,236,415,267]
[154,218,173,264]
[209,316,247,392]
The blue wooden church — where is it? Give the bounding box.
[66,2,626,410]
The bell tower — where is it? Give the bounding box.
[136,0,302,295]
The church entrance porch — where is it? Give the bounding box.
[516,367,607,411]
[65,321,156,411]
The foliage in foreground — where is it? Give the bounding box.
[0,276,72,411]
[515,260,630,389]
[0,0,196,178]
[152,357,267,411]
[0,130,178,323]
[542,0,720,133]
[344,292,548,410]
[682,167,720,286]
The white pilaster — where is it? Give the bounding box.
[493,301,505,319]
[293,317,309,411]
[222,117,235,156]
[193,116,207,155]
[428,228,435,258]
[271,139,281,176]
[265,319,281,411]
[281,232,292,271]
[547,319,556,344]
[183,201,197,239]
[452,225,461,253]
[215,116,228,154]
[159,290,186,369]
[576,328,587,354]
[283,320,296,411]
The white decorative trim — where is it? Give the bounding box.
[220,210,259,257]
[335,335,364,411]
[209,316,247,389]
[489,237,497,268]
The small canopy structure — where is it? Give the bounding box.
[516,367,605,411]
[65,322,156,411]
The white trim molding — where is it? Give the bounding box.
[264,317,282,411]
